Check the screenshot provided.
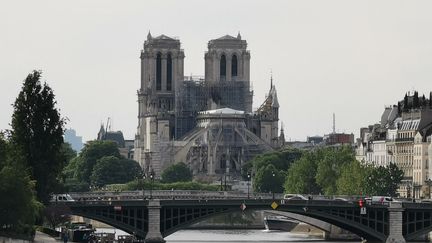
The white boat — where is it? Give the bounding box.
[263,215,299,231]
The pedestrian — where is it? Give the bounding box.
[63,232,69,243]
[83,233,88,243]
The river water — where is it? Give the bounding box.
[165,229,325,242]
[96,228,337,243]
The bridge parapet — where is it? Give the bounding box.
[70,190,284,201]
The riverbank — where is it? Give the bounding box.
[0,231,61,243]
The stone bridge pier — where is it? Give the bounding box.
[145,199,165,243]
[385,202,405,243]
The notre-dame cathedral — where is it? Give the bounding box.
[134,32,284,180]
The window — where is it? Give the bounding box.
[231,54,237,77]
[167,54,172,91]
[220,54,226,80]
[156,53,162,90]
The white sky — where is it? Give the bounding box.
[1,0,432,142]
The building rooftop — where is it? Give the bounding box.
[199,108,244,115]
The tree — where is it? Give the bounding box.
[243,148,302,179]
[315,146,355,195]
[0,166,42,237]
[43,204,71,229]
[385,163,404,197]
[90,156,141,187]
[161,162,192,183]
[0,132,8,168]
[74,140,121,184]
[404,93,409,111]
[285,152,320,194]
[60,143,77,166]
[430,92,432,108]
[253,164,285,193]
[10,71,65,204]
[336,160,366,195]
[413,91,419,108]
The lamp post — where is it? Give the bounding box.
[272,171,275,200]
[247,172,251,199]
[425,179,432,199]
[141,171,146,200]
[150,171,154,199]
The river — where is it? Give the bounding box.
[95,228,342,243]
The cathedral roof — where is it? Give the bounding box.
[216,35,238,40]
[154,34,176,40]
[199,108,244,115]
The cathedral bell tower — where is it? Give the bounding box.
[204,33,252,113]
[135,32,185,176]
[205,32,250,84]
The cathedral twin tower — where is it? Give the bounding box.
[135,33,280,178]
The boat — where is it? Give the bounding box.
[66,222,96,242]
[264,215,299,231]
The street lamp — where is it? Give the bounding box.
[247,172,251,199]
[425,179,432,199]
[149,171,154,199]
[272,171,275,200]
[141,171,146,200]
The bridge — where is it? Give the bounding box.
[60,191,432,243]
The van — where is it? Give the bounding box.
[51,194,75,202]
[371,196,393,205]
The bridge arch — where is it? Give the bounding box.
[67,199,393,242]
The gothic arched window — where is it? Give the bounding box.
[156,53,162,91]
[167,54,172,91]
[220,54,226,81]
[231,54,237,77]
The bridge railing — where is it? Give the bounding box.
[69,190,286,201]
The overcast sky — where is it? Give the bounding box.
[1,0,432,143]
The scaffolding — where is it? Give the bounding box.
[174,80,253,139]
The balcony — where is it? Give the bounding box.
[395,137,414,142]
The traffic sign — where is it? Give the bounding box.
[271,201,279,210]
[360,207,367,215]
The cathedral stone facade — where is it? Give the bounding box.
[134,33,282,179]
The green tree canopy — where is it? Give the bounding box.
[253,164,285,193]
[90,156,141,187]
[0,166,42,235]
[161,162,193,183]
[363,163,403,196]
[315,146,356,195]
[10,71,65,204]
[74,140,121,184]
[0,132,8,168]
[336,159,366,195]
[243,148,302,179]
[284,152,320,194]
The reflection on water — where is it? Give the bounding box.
[165,229,327,242]
[94,228,361,242]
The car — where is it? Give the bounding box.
[50,194,75,202]
[283,194,308,200]
[371,196,394,205]
[333,197,348,202]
